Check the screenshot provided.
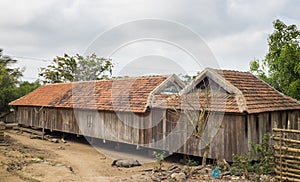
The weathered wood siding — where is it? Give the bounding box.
[17,107,79,134]
[172,112,249,162]
[14,106,300,162]
[16,106,157,145]
[165,110,300,161]
[0,112,15,123]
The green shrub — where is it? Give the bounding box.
[231,133,274,176]
[231,154,250,176]
[153,151,165,170]
[185,158,199,166]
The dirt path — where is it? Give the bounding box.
[0,130,153,182]
[1,130,268,182]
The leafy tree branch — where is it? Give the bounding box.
[250,19,300,100]
[39,53,113,83]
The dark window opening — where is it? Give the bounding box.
[267,112,272,132]
[255,114,259,142]
[285,111,288,129]
[194,77,228,94]
[278,112,283,128]
[245,115,248,137]
[255,115,259,131]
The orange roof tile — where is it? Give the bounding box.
[152,68,300,114]
[151,93,239,113]
[214,69,300,113]
[10,76,169,113]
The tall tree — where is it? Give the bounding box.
[0,49,23,111]
[39,53,113,83]
[250,19,300,100]
[14,81,40,98]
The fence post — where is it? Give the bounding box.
[280,130,282,181]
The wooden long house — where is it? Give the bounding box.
[9,75,185,147]
[152,68,300,161]
[9,69,300,161]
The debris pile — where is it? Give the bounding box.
[150,164,213,181]
[17,127,67,144]
[150,163,276,181]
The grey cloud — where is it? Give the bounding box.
[0,0,299,81]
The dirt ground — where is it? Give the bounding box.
[0,130,156,182]
[0,130,273,182]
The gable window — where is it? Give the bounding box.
[161,84,181,94]
[194,77,227,94]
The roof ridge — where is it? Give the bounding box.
[111,74,170,81]
[43,82,72,86]
[42,75,171,85]
[209,68,250,74]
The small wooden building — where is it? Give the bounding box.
[151,68,300,161]
[9,69,300,161]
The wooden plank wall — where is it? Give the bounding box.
[17,107,79,134]
[0,112,15,123]
[15,106,300,162]
[178,113,248,162]
[269,110,300,130]
[173,110,299,161]
[16,106,157,145]
[15,107,251,161]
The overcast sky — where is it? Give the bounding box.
[0,0,299,81]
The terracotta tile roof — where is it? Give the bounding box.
[151,68,300,114]
[9,83,73,107]
[151,93,239,113]
[214,69,300,113]
[10,76,169,113]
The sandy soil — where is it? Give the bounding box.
[1,130,270,182]
[0,130,154,182]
